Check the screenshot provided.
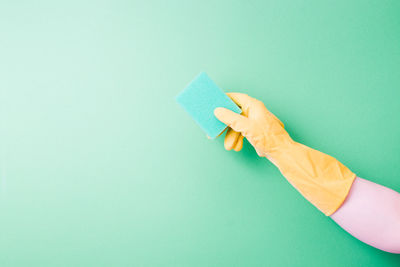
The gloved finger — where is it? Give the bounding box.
[226,92,254,113]
[226,92,254,107]
[224,128,240,150]
[228,92,284,128]
[233,135,244,151]
[214,107,251,137]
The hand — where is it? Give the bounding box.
[215,93,355,216]
[214,93,292,157]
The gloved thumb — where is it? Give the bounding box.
[214,107,252,136]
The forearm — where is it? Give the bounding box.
[269,141,400,253]
[267,141,356,216]
[214,93,400,253]
[331,177,400,253]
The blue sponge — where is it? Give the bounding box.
[176,72,241,138]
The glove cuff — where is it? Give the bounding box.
[268,142,356,216]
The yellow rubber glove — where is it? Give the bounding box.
[214,93,356,216]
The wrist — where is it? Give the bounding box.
[262,136,296,166]
[265,134,296,156]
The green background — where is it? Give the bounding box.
[1,0,400,266]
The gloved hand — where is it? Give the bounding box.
[214,93,356,216]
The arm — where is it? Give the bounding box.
[214,93,400,253]
[331,177,400,253]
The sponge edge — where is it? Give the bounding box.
[176,72,241,138]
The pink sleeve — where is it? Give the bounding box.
[330,177,400,253]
